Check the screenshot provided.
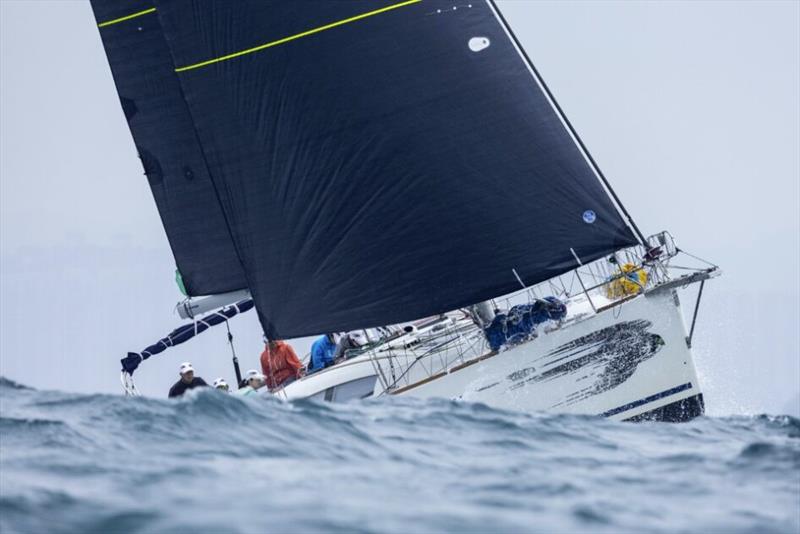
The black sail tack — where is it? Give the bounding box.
[122,0,638,338]
[90,0,247,296]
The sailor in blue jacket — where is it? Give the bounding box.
[308,334,337,373]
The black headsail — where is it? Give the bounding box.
[91,1,247,296]
[102,0,640,339]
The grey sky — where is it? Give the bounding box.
[1,1,798,414]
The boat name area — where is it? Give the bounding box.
[473,320,665,409]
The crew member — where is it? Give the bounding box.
[212,378,230,392]
[168,362,208,398]
[333,331,368,362]
[308,333,337,374]
[236,369,267,396]
[261,339,304,390]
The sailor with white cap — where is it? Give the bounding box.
[212,377,230,392]
[168,362,209,398]
[235,369,267,396]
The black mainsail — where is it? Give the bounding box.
[91,0,247,296]
[93,0,638,340]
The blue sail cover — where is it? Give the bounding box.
[91,1,247,296]
[121,299,254,375]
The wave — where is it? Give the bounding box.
[1,377,798,534]
[0,376,32,391]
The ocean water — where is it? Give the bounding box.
[1,377,798,534]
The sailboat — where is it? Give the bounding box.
[92,0,719,421]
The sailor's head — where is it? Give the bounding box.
[244,369,266,390]
[179,362,195,383]
[212,377,229,392]
[348,331,368,347]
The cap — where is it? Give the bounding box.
[179,362,195,375]
[348,331,368,347]
[244,369,265,382]
[212,378,228,389]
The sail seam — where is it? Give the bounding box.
[98,7,156,28]
[174,0,422,73]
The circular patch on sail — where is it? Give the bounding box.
[582,210,596,224]
[469,37,490,52]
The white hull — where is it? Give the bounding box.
[394,290,700,420]
[273,287,704,422]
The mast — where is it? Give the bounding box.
[486,0,648,246]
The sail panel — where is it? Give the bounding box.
[154,0,637,338]
[91,0,248,296]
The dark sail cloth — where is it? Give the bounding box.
[89,0,247,296]
[152,0,638,339]
[168,377,208,398]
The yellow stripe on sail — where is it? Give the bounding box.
[174,0,422,73]
[98,7,156,28]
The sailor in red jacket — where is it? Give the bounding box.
[260,340,304,390]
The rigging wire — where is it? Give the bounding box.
[676,248,719,269]
[487,0,648,246]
